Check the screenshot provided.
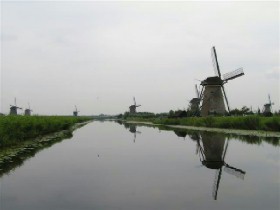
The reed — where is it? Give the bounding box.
[128,115,280,132]
[0,116,92,147]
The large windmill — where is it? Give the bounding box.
[24,103,32,116]
[263,94,274,116]
[188,84,201,116]
[196,132,246,200]
[129,97,141,114]
[73,105,79,116]
[200,47,245,116]
[10,98,22,115]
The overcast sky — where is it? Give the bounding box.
[1,0,279,115]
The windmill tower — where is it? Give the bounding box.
[196,132,246,200]
[73,105,79,116]
[188,84,201,116]
[200,46,245,116]
[10,98,22,115]
[24,103,32,116]
[129,97,141,114]
[263,94,274,116]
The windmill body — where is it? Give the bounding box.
[188,84,201,116]
[24,103,32,116]
[73,106,79,116]
[263,95,274,115]
[263,104,271,113]
[129,97,141,114]
[10,98,22,115]
[24,109,32,116]
[200,77,226,116]
[200,47,244,117]
[10,106,19,115]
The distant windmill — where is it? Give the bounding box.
[200,46,245,116]
[24,103,32,116]
[263,94,274,116]
[10,98,22,115]
[188,84,201,116]
[196,133,246,200]
[129,97,141,114]
[73,105,79,116]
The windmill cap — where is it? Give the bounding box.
[201,76,223,86]
[202,160,224,169]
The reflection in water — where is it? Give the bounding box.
[196,132,246,200]
[123,123,141,143]
[0,130,74,177]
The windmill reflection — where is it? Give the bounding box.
[123,123,141,143]
[196,132,246,200]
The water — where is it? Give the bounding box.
[0,121,279,210]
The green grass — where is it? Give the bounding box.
[0,116,92,147]
[126,115,280,132]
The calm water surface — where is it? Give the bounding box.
[0,121,279,210]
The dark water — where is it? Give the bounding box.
[0,121,279,210]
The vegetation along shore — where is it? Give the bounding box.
[0,116,92,147]
[119,113,280,133]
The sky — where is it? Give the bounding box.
[0,0,279,115]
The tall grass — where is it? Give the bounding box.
[149,116,280,131]
[0,116,91,147]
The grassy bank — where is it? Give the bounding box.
[0,116,92,147]
[124,115,280,132]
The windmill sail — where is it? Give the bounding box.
[211,46,221,78]
[195,84,200,98]
[212,168,223,200]
[221,86,230,113]
[224,164,246,180]
[223,68,244,82]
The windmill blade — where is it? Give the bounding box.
[136,105,141,107]
[212,168,223,200]
[268,94,271,105]
[199,86,205,100]
[224,163,246,180]
[221,85,230,113]
[222,139,229,161]
[195,84,200,98]
[223,68,244,82]
[133,97,136,106]
[211,46,221,78]
[15,98,17,106]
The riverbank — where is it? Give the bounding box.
[0,116,92,147]
[121,115,280,132]
[123,119,280,138]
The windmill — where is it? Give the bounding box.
[10,98,22,115]
[263,94,274,116]
[73,105,79,116]
[200,46,245,116]
[129,97,141,114]
[188,84,201,116]
[24,103,32,116]
[196,132,246,200]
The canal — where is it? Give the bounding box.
[0,121,279,210]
